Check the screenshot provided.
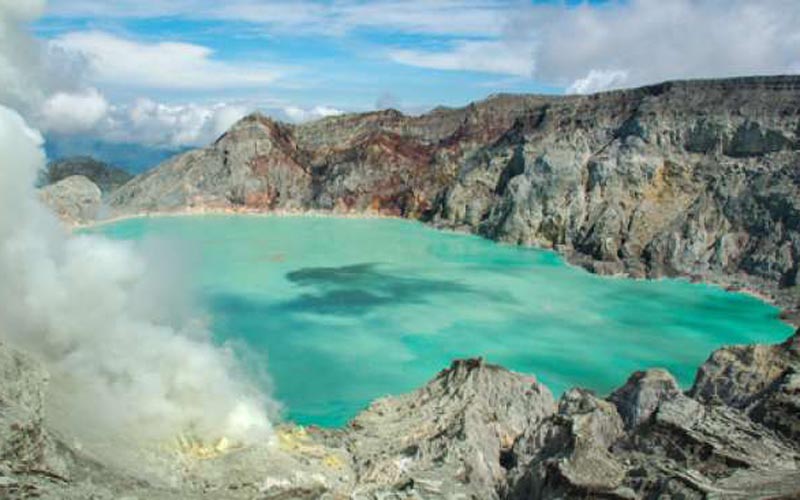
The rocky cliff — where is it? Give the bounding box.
[107,76,800,313]
[2,330,799,499]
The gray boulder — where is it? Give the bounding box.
[38,175,102,224]
[609,369,681,430]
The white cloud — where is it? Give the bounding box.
[41,96,352,148]
[0,0,47,20]
[331,1,507,37]
[102,99,251,147]
[211,104,250,136]
[282,105,343,123]
[390,40,534,78]
[0,0,72,114]
[40,87,109,133]
[51,31,282,90]
[39,0,800,94]
[535,0,800,91]
[566,69,629,95]
[381,0,800,90]
[0,0,107,136]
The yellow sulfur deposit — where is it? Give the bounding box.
[174,434,240,459]
[277,426,345,469]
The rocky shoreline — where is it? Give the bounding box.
[64,206,797,330]
[2,328,799,499]
[76,75,799,324]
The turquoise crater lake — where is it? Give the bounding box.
[91,215,792,427]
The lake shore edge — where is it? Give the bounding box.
[78,206,799,328]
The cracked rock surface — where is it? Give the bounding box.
[1,329,799,498]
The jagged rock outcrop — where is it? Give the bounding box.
[0,342,163,499]
[690,330,800,447]
[106,76,800,315]
[345,358,555,499]
[506,330,800,499]
[609,369,681,430]
[44,156,132,194]
[507,388,631,498]
[3,331,800,498]
[38,175,102,224]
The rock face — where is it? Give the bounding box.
[3,331,800,499]
[38,175,102,224]
[507,331,800,500]
[690,331,800,447]
[44,156,132,194]
[0,342,163,499]
[107,76,800,312]
[345,359,555,499]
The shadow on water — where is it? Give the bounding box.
[282,263,481,316]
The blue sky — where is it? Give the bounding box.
[3,1,799,169]
[35,1,571,111]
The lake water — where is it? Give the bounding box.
[90,215,793,427]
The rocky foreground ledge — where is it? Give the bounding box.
[2,329,799,499]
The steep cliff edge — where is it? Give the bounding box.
[107,76,800,315]
[2,330,799,499]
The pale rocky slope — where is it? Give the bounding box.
[2,330,799,499]
[38,175,102,224]
[107,76,800,316]
[38,157,131,224]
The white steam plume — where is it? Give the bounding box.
[0,0,272,473]
[0,104,272,463]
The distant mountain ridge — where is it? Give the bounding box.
[45,137,188,175]
[108,75,800,314]
[44,156,132,194]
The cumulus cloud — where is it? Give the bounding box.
[0,0,105,135]
[38,0,800,97]
[536,0,800,93]
[102,99,250,147]
[0,7,278,139]
[282,105,343,123]
[51,31,282,90]
[40,87,109,133]
[0,0,74,114]
[381,0,800,92]
[390,40,534,78]
[38,97,251,148]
